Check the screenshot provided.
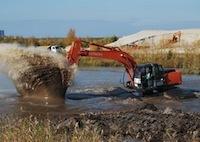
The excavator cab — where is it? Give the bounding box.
[133,64,165,90]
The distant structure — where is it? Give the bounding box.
[107,29,200,48]
[0,30,5,37]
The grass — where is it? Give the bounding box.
[1,104,200,142]
[78,50,200,74]
[1,114,199,142]
[0,116,62,142]
[1,36,200,74]
[0,36,118,47]
[133,50,200,74]
[79,57,122,67]
[71,129,101,142]
[0,115,102,142]
[0,115,130,142]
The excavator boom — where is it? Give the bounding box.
[67,39,137,88]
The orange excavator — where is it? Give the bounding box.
[67,39,182,94]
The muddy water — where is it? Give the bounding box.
[0,44,75,103]
[0,67,200,116]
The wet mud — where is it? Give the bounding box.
[53,105,200,142]
[0,45,74,103]
[0,67,199,141]
[14,54,71,103]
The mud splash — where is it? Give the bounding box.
[0,44,75,103]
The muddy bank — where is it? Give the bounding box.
[0,67,199,141]
[1,104,199,142]
[0,73,199,142]
[52,104,200,142]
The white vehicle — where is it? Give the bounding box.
[48,45,64,53]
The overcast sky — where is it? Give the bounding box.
[0,0,200,37]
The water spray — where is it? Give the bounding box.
[0,43,76,105]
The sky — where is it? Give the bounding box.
[0,0,200,37]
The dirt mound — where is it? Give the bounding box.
[55,106,200,142]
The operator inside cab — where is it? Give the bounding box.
[145,66,153,88]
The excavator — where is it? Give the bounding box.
[65,38,182,94]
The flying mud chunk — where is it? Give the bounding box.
[17,67,68,97]
[14,53,73,104]
[0,45,75,104]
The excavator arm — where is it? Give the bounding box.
[67,39,137,88]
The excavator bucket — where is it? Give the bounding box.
[67,39,82,65]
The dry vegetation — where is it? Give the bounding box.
[79,50,200,74]
[1,106,200,142]
[0,116,126,142]
[0,115,110,142]
[0,30,199,74]
[132,50,200,74]
[0,29,118,47]
[79,40,200,74]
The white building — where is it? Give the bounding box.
[107,29,200,48]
